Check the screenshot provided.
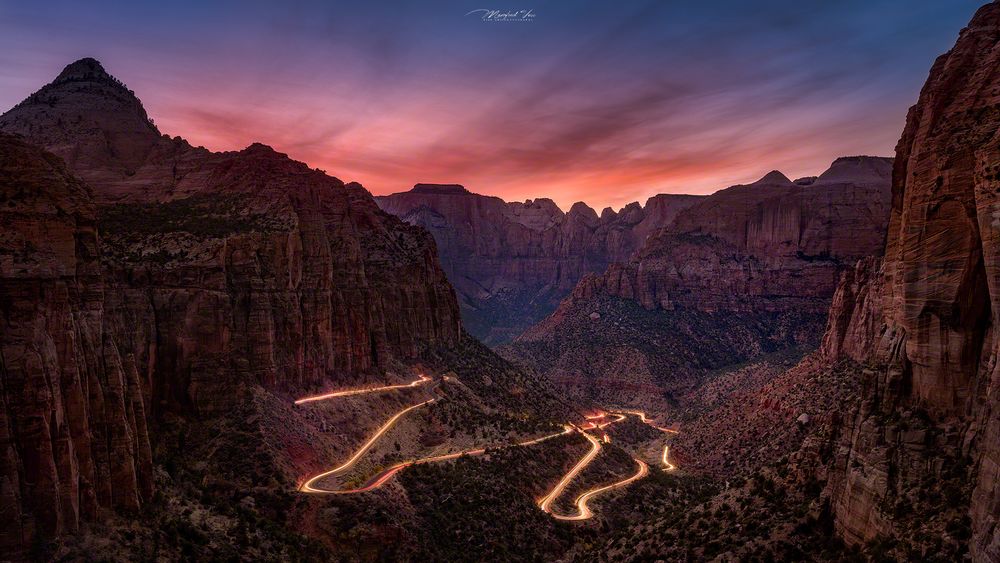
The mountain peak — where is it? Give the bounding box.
[815,155,893,185]
[751,170,793,186]
[54,57,111,83]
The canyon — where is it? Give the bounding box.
[376,184,703,344]
[4,1,1000,560]
[501,156,893,407]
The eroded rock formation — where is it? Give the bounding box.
[0,59,461,548]
[0,135,153,548]
[819,4,1000,558]
[570,160,892,315]
[376,184,703,344]
[502,158,892,406]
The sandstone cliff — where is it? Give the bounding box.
[0,135,153,548]
[0,59,461,549]
[569,160,892,315]
[376,184,702,344]
[502,158,892,406]
[819,4,1000,558]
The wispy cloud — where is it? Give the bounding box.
[0,0,983,209]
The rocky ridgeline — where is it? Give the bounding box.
[503,156,892,407]
[0,59,461,549]
[568,160,892,315]
[817,3,1000,558]
[376,184,703,344]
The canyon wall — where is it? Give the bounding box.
[502,161,892,405]
[0,136,153,547]
[0,59,461,548]
[376,184,702,344]
[569,161,892,315]
[819,3,1000,558]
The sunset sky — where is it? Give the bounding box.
[0,0,984,210]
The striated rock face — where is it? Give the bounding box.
[564,160,892,315]
[502,160,892,406]
[376,185,702,344]
[0,59,461,548]
[0,135,153,549]
[820,4,1000,558]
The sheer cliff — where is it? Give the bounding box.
[0,59,461,550]
[818,3,1000,558]
[376,184,702,344]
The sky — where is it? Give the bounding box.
[0,0,985,210]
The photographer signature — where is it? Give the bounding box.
[466,8,536,22]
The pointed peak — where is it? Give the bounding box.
[751,170,793,186]
[55,58,112,84]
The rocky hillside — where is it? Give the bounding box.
[0,59,462,551]
[818,3,1000,558]
[376,184,703,344]
[502,158,892,406]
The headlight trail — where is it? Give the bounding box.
[304,425,576,494]
[294,374,431,405]
[612,408,679,434]
[551,458,649,521]
[538,429,603,514]
[537,408,679,520]
[299,398,434,493]
[662,444,675,471]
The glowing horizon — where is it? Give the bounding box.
[0,0,983,210]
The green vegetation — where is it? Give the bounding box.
[99,193,284,241]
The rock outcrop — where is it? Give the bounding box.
[502,159,892,405]
[0,135,153,548]
[570,161,893,314]
[376,186,702,344]
[0,59,461,548]
[819,4,1000,559]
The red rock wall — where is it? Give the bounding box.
[821,4,1000,558]
[572,172,891,315]
[0,59,463,549]
[0,137,153,549]
[97,147,463,416]
[376,185,703,343]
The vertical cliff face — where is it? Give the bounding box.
[567,160,893,315]
[94,145,462,415]
[502,160,892,407]
[0,136,153,549]
[0,59,462,548]
[376,185,703,344]
[821,4,1000,558]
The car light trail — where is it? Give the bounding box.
[661,444,675,471]
[294,374,431,405]
[299,398,434,492]
[304,425,576,494]
[552,458,650,521]
[537,409,679,520]
[613,408,679,434]
[538,429,603,514]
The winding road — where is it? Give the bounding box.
[295,373,431,405]
[295,377,678,522]
[555,459,650,521]
[299,397,436,492]
[538,410,677,521]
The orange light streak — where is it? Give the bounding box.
[294,374,431,405]
[553,458,650,521]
